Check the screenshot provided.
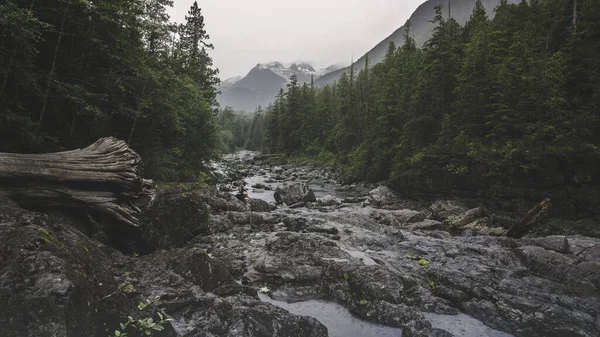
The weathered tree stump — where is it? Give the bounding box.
[0,137,155,226]
[506,198,551,238]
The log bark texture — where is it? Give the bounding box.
[506,198,551,238]
[0,137,155,226]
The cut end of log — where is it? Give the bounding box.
[0,137,156,227]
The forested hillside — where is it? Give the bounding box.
[315,0,520,87]
[0,0,220,181]
[248,0,600,189]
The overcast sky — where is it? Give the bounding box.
[168,0,425,80]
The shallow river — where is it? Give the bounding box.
[224,151,514,337]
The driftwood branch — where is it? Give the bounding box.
[506,198,551,238]
[0,137,155,226]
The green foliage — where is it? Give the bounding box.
[37,226,55,244]
[359,299,369,305]
[216,107,255,152]
[0,1,220,182]
[245,0,600,185]
[111,297,171,337]
[120,282,135,294]
[418,259,430,267]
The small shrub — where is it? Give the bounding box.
[111,296,172,337]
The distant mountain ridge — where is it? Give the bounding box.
[218,0,518,111]
[217,62,345,111]
[315,0,519,87]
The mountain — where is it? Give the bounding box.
[315,0,519,87]
[218,62,330,111]
[218,76,243,90]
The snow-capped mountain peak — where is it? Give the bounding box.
[289,63,317,76]
[217,61,350,111]
[255,62,318,82]
[219,76,243,89]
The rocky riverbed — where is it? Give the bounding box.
[1,151,599,337]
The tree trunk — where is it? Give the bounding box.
[0,49,16,94]
[573,0,578,34]
[36,12,67,133]
[70,110,79,136]
[128,86,146,144]
[0,137,155,227]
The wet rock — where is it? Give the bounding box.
[209,154,600,337]
[306,225,340,235]
[138,189,210,253]
[342,196,368,204]
[528,218,600,238]
[453,207,486,227]
[248,198,272,212]
[376,209,427,225]
[367,186,400,208]
[429,200,469,220]
[277,183,317,205]
[407,219,444,231]
[129,244,328,337]
[197,189,249,213]
[319,194,342,206]
[0,201,138,337]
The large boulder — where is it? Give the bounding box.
[319,195,342,206]
[368,186,400,208]
[138,189,210,254]
[0,199,147,337]
[248,198,273,212]
[277,183,316,205]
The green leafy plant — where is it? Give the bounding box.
[418,259,430,267]
[111,297,171,337]
[120,282,135,294]
[359,299,369,305]
[428,280,436,291]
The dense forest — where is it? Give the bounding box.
[247,0,600,186]
[0,0,220,181]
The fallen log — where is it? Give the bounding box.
[0,137,155,226]
[506,198,551,238]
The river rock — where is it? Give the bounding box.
[367,186,401,208]
[0,189,332,337]
[319,194,342,206]
[248,198,272,212]
[138,188,211,253]
[453,207,486,227]
[277,182,316,205]
[429,199,469,220]
[0,200,144,337]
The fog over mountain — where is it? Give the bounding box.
[315,0,520,87]
[217,0,518,111]
[168,0,426,80]
[218,62,346,111]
